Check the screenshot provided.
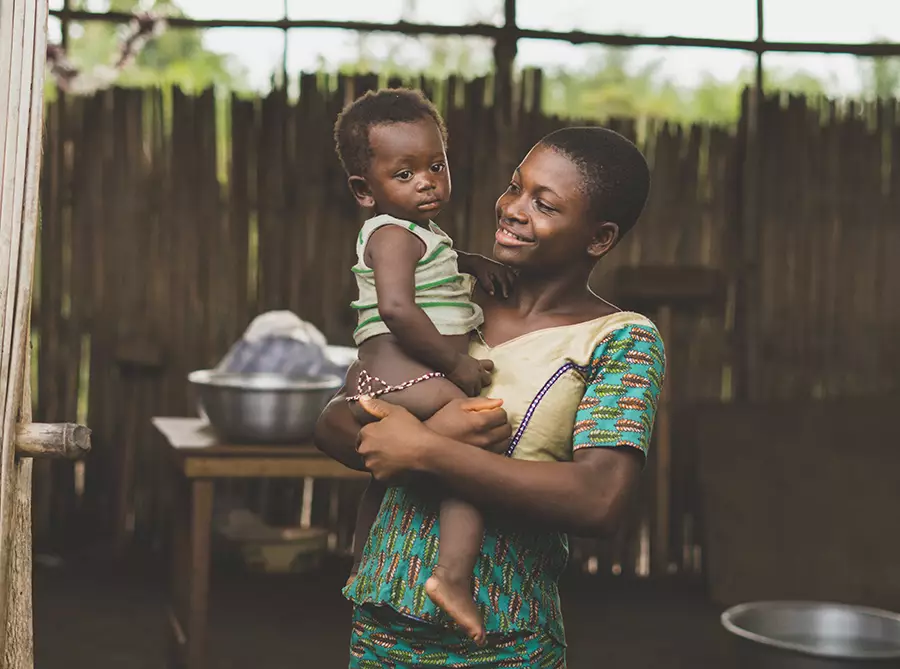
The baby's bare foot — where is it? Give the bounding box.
[345,557,361,589]
[425,567,485,646]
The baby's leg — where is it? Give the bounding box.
[347,478,386,587]
[426,498,486,645]
[348,336,488,640]
[348,334,472,422]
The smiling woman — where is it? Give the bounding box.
[315,124,666,668]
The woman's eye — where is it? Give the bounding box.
[507,182,520,193]
[535,200,555,213]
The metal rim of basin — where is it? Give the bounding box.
[188,369,343,392]
[721,601,900,660]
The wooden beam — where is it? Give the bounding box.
[46,9,900,57]
[14,423,91,460]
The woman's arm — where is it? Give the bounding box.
[421,436,641,536]
[313,372,513,471]
[356,402,640,537]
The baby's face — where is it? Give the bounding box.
[364,118,451,223]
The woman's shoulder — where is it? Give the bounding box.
[547,310,662,369]
[593,311,662,353]
[589,310,658,338]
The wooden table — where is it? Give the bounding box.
[153,417,366,669]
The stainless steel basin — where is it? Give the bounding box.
[722,601,900,668]
[188,370,342,444]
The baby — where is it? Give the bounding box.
[334,88,514,644]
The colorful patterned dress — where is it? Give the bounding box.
[344,311,666,668]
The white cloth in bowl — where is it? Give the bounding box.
[216,311,331,378]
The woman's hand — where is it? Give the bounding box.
[425,397,511,453]
[356,396,439,484]
[355,395,512,483]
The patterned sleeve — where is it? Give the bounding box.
[572,323,666,464]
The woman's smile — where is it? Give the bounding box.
[495,225,535,246]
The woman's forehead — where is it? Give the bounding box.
[517,143,583,197]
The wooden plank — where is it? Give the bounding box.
[181,457,368,480]
[0,0,48,664]
[153,416,318,453]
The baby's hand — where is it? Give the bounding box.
[446,355,494,397]
[463,255,516,299]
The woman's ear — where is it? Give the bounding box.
[348,176,375,209]
[587,222,620,259]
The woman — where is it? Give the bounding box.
[315,126,666,668]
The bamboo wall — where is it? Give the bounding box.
[31,73,900,577]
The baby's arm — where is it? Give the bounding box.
[366,226,489,396]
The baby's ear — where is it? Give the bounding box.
[587,221,619,259]
[348,176,375,209]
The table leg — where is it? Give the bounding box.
[169,475,189,668]
[187,480,215,669]
[168,477,215,669]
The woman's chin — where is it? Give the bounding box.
[492,243,528,267]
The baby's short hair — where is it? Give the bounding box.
[333,88,448,177]
[540,127,650,238]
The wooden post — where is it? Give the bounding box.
[652,305,672,576]
[280,0,289,89]
[0,0,49,666]
[493,0,517,123]
[735,88,763,401]
[734,0,765,401]
[61,0,71,51]
[755,0,765,92]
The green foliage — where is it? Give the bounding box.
[51,0,894,126]
[55,0,247,93]
[858,39,900,99]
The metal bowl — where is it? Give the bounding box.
[722,601,900,668]
[188,370,342,444]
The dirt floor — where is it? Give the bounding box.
[33,552,731,669]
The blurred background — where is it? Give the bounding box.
[28,1,900,668]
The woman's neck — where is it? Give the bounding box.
[509,266,597,318]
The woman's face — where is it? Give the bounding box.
[493,143,616,272]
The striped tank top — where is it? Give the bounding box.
[351,214,484,345]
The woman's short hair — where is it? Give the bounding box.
[541,127,651,237]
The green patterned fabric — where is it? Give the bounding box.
[344,324,665,652]
[350,603,565,668]
[572,324,665,462]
